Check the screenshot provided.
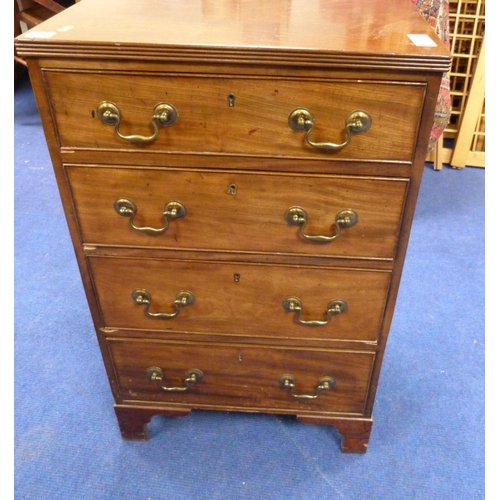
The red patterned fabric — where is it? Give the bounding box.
[411,0,451,150]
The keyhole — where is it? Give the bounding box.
[227,184,238,196]
[234,273,241,282]
[227,93,236,107]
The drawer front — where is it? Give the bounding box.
[46,71,424,161]
[68,166,407,259]
[90,257,390,343]
[109,338,374,414]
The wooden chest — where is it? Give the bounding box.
[16,0,450,453]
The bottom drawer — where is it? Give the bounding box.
[108,339,374,415]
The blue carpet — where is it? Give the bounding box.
[14,74,485,500]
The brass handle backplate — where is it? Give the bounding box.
[132,289,195,319]
[285,206,358,242]
[288,108,371,151]
[283,297,347,326]
[96,101,178,143]
[146,366,203,392]
[279,374,336,399]
[114,198,186,235]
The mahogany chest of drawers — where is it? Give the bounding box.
[16,0,450,453]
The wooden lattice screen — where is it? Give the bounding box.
[429,0,485,169]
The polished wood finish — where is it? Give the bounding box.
[90,257,390,343]
[16,0,450,453]
[114,405,191,440]
[15,0,450,69]
[67,166,408,259]
[298,416,374,454]
[109,339,374,414]
[46,71,424,161]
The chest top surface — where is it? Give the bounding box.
[16,0,450,70]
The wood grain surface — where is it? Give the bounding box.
[16,0,450,70]
[89,256,390,342]
[16,0,451,452]
[46,71,424,161]
[68,166,408,259]
[108,338,374,414]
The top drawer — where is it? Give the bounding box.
[45,71,425,162]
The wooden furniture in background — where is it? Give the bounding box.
[429,0,485,169]
[14,0,76,69]
[450,36,485,168]
[15,0,450,453]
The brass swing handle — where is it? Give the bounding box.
[285,207,358,242]
[279,374,336,399]
[288,108,371,151]
[96,101,178,143]
[283,297,347,326]
[132,289,195,319]
[114,198,186,235]
[146,367,203,392]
